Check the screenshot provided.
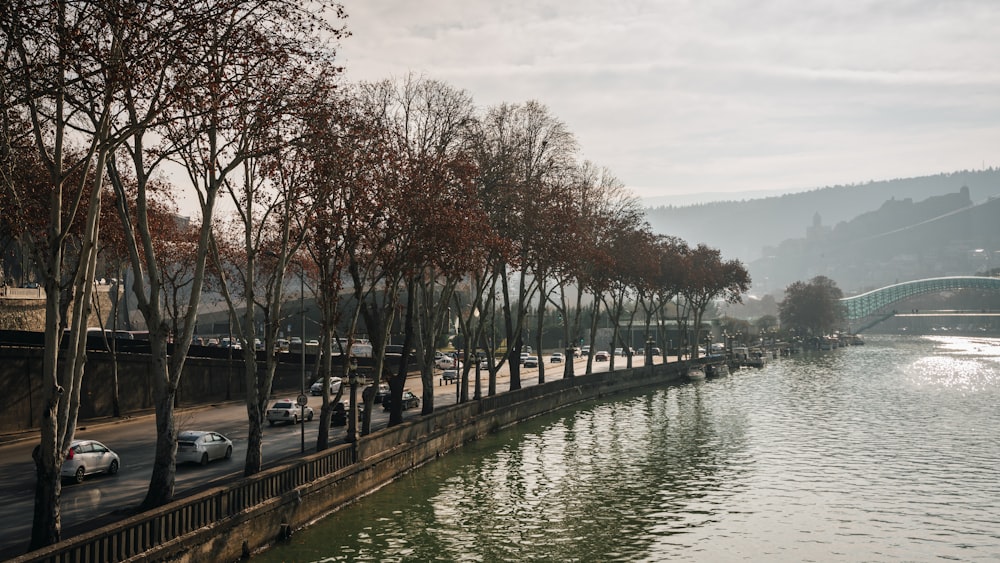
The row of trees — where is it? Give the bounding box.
[2,1,749,552]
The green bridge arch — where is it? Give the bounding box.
[840,276,1000,321]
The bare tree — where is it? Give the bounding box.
[469,100,577,390]
[680,244,751,359]
[103,0,345,505]
[1,0,147,548]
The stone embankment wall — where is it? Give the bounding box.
[0,286,119,332]
[0,348,307,434]
[12,363,686,563]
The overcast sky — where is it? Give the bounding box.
[336,1,1000,204]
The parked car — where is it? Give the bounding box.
[383,389,420,411]
[519,352,530,364]
[550,352,564,363]
[266,399,314,425]
[310,377,343,396]
[176,431,233,466]
[594,351,610,362]
[60,439,120,484]
[442,369,459,383]
[523,356,539,368]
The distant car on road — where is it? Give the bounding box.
[523,356,539,368]
[330,401,348,426]
[435,355,459,370]
[369,383,391,405]
[310,377,343,396]
[595,351,610,362]
[176,431,233,466]
[550,353,564,363]
[60,439,120,484]
[266,399,314,426]
[383,390,420,411]
[442,369,459,383]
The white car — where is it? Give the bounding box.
[310,377,343,396]
[523,356,539,368]
[61,439,120,484]
[266,399,315,425]
[176,431,233,466]
[435,355,460,370]
[550,353,564,363]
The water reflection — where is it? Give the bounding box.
[258,335,1000,562]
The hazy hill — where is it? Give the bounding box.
[749,188,1000,294]
[643,169,1000,265]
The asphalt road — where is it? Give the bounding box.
[0,354,632,558]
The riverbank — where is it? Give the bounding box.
[11,360,686,562]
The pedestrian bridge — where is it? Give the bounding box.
[841,276,1000,321]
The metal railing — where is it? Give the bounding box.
[16,443,357,563]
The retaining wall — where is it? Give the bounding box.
[11,362,685,563]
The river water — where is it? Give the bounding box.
[256,335,1000,562]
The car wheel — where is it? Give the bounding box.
[306,411,314,422]
[74,466,85,484]
[200,452,209,466]
[225,445,232,460]
[268,419,275,427]
[108,459,119,475]
[293,413,300,424]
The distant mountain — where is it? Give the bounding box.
[639,188,795,208]
[749,188,1000,294]
[643,169,1000,266]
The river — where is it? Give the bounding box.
[256,335,1000,562]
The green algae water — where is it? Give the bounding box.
[256,335,1000,562]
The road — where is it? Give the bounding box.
[0,354,637,558]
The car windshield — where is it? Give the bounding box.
[272,402,293,409]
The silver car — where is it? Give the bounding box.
[176,431,233,466]
[61,439,120,484]
[266,399,314,425]
[310,377,342,396]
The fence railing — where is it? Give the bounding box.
[15,442,358,563]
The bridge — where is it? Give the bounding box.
[841,276,1000,328]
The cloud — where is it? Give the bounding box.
[337,1,1000,200]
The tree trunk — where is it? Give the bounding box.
[140,343,177,510]
[30,445,62,551]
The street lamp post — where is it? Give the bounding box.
[473,308,481,401]
[346,358,359,443]
[299,269,306,454]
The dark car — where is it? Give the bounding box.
[383,389,420,411]
[371,383,391,405]
[330,402,347,426]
